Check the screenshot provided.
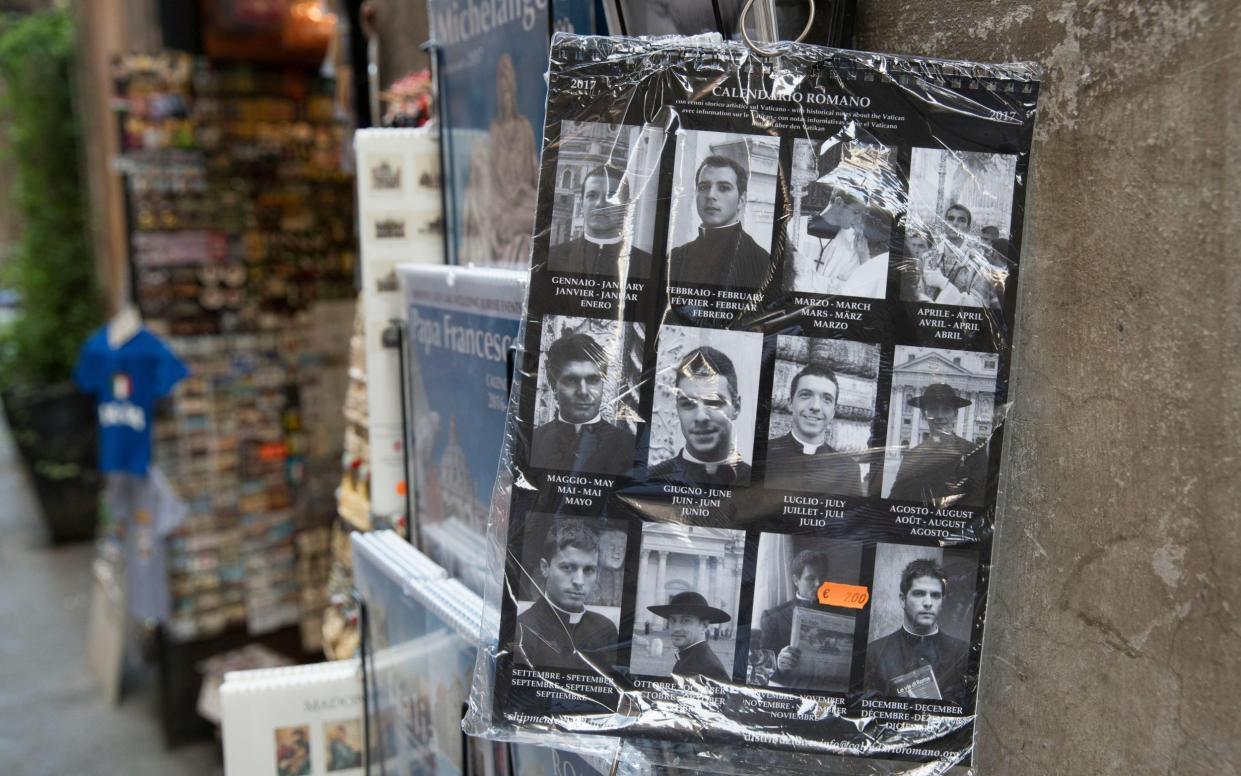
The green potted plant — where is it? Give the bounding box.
[0,8,104,543]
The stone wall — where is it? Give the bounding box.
[855,2,1240,771]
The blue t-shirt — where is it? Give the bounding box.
[73,327,188,475]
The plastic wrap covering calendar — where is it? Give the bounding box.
[465,32,1041,775]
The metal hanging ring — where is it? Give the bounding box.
[740,0,817,57]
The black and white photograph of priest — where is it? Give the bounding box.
[863,543,978,704]
[629,522,745,682]
[548,121,664,278]
[881,346,999,508]
[763,335,881,497]
[666,129,779,289]
[784,136,900,298]
[747,535,863,693]
[510,515,627,674]
[898,147,1018,310]
[646,325,763,487]
[530,315,645,476]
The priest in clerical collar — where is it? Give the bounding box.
[668,154,773,289]
[764,361,863,496]
[513,520,619,673]
[758,549,857,691]
[548,164,652,277]
[531,331,637,476]
[647,591,732,682]
[863,559,968,702]
[887,382,987,508]
[648,346,751,487]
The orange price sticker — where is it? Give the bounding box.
[817,582,870,609]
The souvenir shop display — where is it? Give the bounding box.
[113,53,356,336]
[153,302,351,643]
[154,329,305,641]
[465,33,1041,774]
[108,52,358,651]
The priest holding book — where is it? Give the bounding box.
[864,559,968,702]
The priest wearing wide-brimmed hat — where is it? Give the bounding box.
[887,383,988,508]
[648,591,732,682]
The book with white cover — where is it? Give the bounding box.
[221,660,365,776]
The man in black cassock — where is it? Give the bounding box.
[864,559,968,702]
[764,361,863,495]
[757,549,856,691]
[648,346,751,486]
[514,520,619,673]
[648,591,732,682]
[668,154,772,289]
[887,382,987,507]
[531,331,636,475]
[548,165,652,277]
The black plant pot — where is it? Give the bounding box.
[2,382,100,543]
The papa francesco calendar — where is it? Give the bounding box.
[465,33,1041,774]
